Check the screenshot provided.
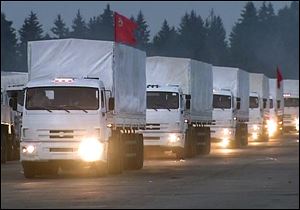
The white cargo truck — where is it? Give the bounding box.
[143,56,213,159]
[283,79,299,132]
[268,78,284,137]
[1,71,28,163]
[19,39,146,178]
[248,73,270,141]
[211,66,249,148]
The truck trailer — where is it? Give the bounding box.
[19,39,146,178]
[211,66,249,148]
[143,56,213,159]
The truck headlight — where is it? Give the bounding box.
[253,124,258,131]
[220,137,230,148]
[295,117,299,131]
[22,145,35,154]
[168,134,180,143]
[267,119,277,137]
[78,138,103,162]
[223,128,231,136]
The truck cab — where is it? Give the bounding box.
[211,89,235,147]
[248,92,262,141]
[21,78,110,173]
[143,85,187,157]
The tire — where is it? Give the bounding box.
[107,130,123,175]
[234,124,242,148]
[22,162,37,178]
[198,127,211,155]
[1,130,7,164]
[241,124,248,146]
[124,134,144,170]
[184,127,196,158]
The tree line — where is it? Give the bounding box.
[1,2,299,79]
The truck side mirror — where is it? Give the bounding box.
[186,100,191,110]
[236,98,241,110]
[108,97,114,111]
[185,95,191,100]
[9,98,17,111]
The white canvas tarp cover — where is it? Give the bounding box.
[249,73,269,99]
[28,39,146,117]
[283,79,299,96]
[146,56,212,121]
[212,66,249,120]
[1,71,28,90]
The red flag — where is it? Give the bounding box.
[114,12,137,45]
[276,66,283,89]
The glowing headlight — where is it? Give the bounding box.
[78,138,103,162]
[252,132,258,140]
[22,145,35,154]
[267,119,277,137]
[295,117,299,131]
[168,134,180,143]
[220,137,230,148]
[253,124,258,131]
[223,128,231,136]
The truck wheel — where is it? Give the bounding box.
[241,124,248,146]
[184,128,196,158]
[234,124,242,148]
[22,162,37,178]
[1,130,7,164]
[124,134,144,170]
[198,127,211,155]
[107,130,123,174]
[175,148,185,160]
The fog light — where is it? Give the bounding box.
[79,138,103,162]
[220,137,230,148]
[169,134,180,143]
[267,119,277,137]
[22,145,35,154]
[252,133,258,140]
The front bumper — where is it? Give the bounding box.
[143,131,185,150]
[20,141,107,162]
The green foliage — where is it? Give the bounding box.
[71,10,88,38]
[133,11,150,51]
[51,14,69,39]
[1,13,17,71]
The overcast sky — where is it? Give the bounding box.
[1,1,292,40]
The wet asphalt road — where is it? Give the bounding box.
[1,134,299,209]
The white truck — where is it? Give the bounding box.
[1,71,28,163]
[248,73,269,141]
[283,79,299,132]
[143,56,213,159]
[211,66,249,148]
[19,39,146,178]
[268,78,284,137]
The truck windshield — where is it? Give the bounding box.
[25,87,99,110]
[147,91,179,109]
[249,96,259,108]
[284,98,299,107]
[213,94,231,109]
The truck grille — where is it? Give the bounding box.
[49,130,74,139]
[37,129,86,140]
[146,124,161,130]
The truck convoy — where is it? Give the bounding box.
[248,73,270,141]
[283,79,299,133]
[211,66,249,148]
[143,56,213,159]
[19,39,146,178]
[1,71,28,163]
[268,78,284,137]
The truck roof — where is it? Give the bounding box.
[26,78,102,89]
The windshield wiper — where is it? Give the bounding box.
[61,105,88,113]
[30,106,52,112]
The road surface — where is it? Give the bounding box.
[1,135,299,209]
